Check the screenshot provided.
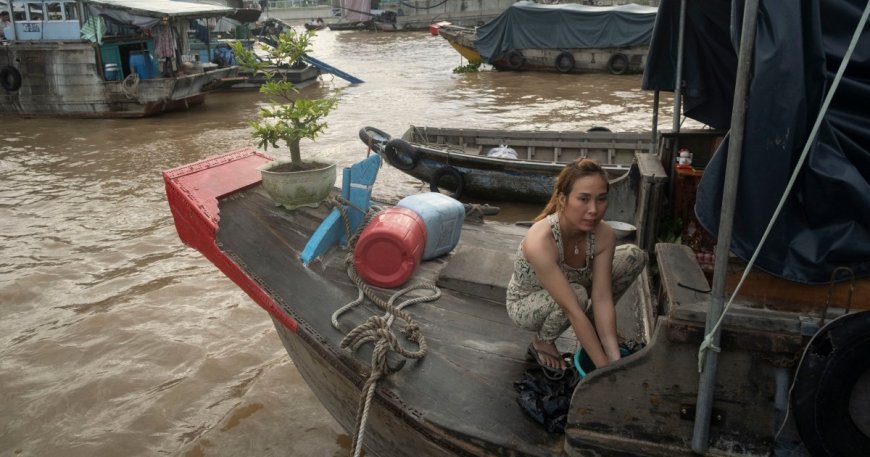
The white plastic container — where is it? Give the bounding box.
[396,192,465,260]
[104,63,119,81]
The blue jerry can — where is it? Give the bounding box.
[396,192,465,260]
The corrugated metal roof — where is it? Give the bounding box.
[86,0,234,17]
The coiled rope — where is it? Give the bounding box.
[122,73,139,99]
[327,196,440,457]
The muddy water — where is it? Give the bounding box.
[0,29,681,457]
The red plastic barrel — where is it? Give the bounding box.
[353,207,427,288]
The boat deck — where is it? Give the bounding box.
[214,185,647,456]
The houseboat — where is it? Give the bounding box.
[440,1,657,75]
[0,0,240,118]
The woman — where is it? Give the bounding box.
[506,158,647,375]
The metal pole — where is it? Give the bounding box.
[691,0,760,452]
[672,0,687,136]
[666,0,687,202]
[651,90,660,154]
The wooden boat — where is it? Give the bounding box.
[164,0,870,455]
[164,139,868,456]
[439,2,656,74]
[437,25,482,64]
[359,125,654,205]
[164,147,659,457]
[428,21,452,36]
[304,19,327,31]
[0,0,238,118]
[207,35,325,91]
[343,0,516,32]
[326,19,374,31]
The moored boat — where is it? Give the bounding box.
[164,147,661,457]
[439,1,657,74]
[208,38,322,91]
[163,0,870,455]
[359,125,656,204]
[303,18,326,31]
[437,25,481,64]
[0,0,239,118]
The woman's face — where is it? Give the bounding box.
[559,174,609,232]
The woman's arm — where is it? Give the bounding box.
[523,222,610,368]
[590,221,621,362]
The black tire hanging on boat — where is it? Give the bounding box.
[555,52,574,73]
[606,53,629,75]
[383,138,418,171]
[504,50,525,70]
[358,126,391,152]
[587,126,612,132]
[792,311,870,457]
[429,166,464,200]
[0,65,22,92]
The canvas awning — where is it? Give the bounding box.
[86,0,233,19]
[475,1,657,63]
[642,0,870,284]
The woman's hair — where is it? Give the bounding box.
[534,158,609,222]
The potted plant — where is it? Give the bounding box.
[230,29,340,210]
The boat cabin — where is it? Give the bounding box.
[3,1,81,40]
[0,0,233,80]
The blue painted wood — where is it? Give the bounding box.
[300,154,381,265]
[302,54,364,84]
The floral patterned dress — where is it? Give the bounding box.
[505,213,647,342]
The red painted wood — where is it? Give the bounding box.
[163,148,299,333]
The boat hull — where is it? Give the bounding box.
[165,148,855,457]
[0,41,236,118]
[378,126,653,205]
[438,27,482,64]
[214,65,320,91]
[489,46,648,75]
[439,27,647,74]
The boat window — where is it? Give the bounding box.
[46,2,61,21]
[11,1,25,21]
[26,2,43,21]
[63,1,76,20]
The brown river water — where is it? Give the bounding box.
[0,29,683,457]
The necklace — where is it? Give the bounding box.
[574,238,580,255]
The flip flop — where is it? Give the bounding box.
[526,343,566,381]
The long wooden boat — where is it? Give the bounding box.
[438,3,656,74]
[359,125,654,205]
[0,0,239,118]
[164,0,870,454]
[437,25,482,64]
[164,143,868,457]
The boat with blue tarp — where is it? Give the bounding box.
[439,1,657,74]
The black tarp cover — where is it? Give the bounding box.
[475,1,657,63]
[642,0,870,284]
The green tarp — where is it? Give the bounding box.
[475,1,657,62]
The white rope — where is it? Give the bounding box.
[327,202,440,457]
[121,73,139,99]
[698,0,870,372]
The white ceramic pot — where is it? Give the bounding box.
[259,160,337,210]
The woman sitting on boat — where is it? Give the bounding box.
[506,158,647,376]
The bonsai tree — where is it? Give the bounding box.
[230,29,339,171]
